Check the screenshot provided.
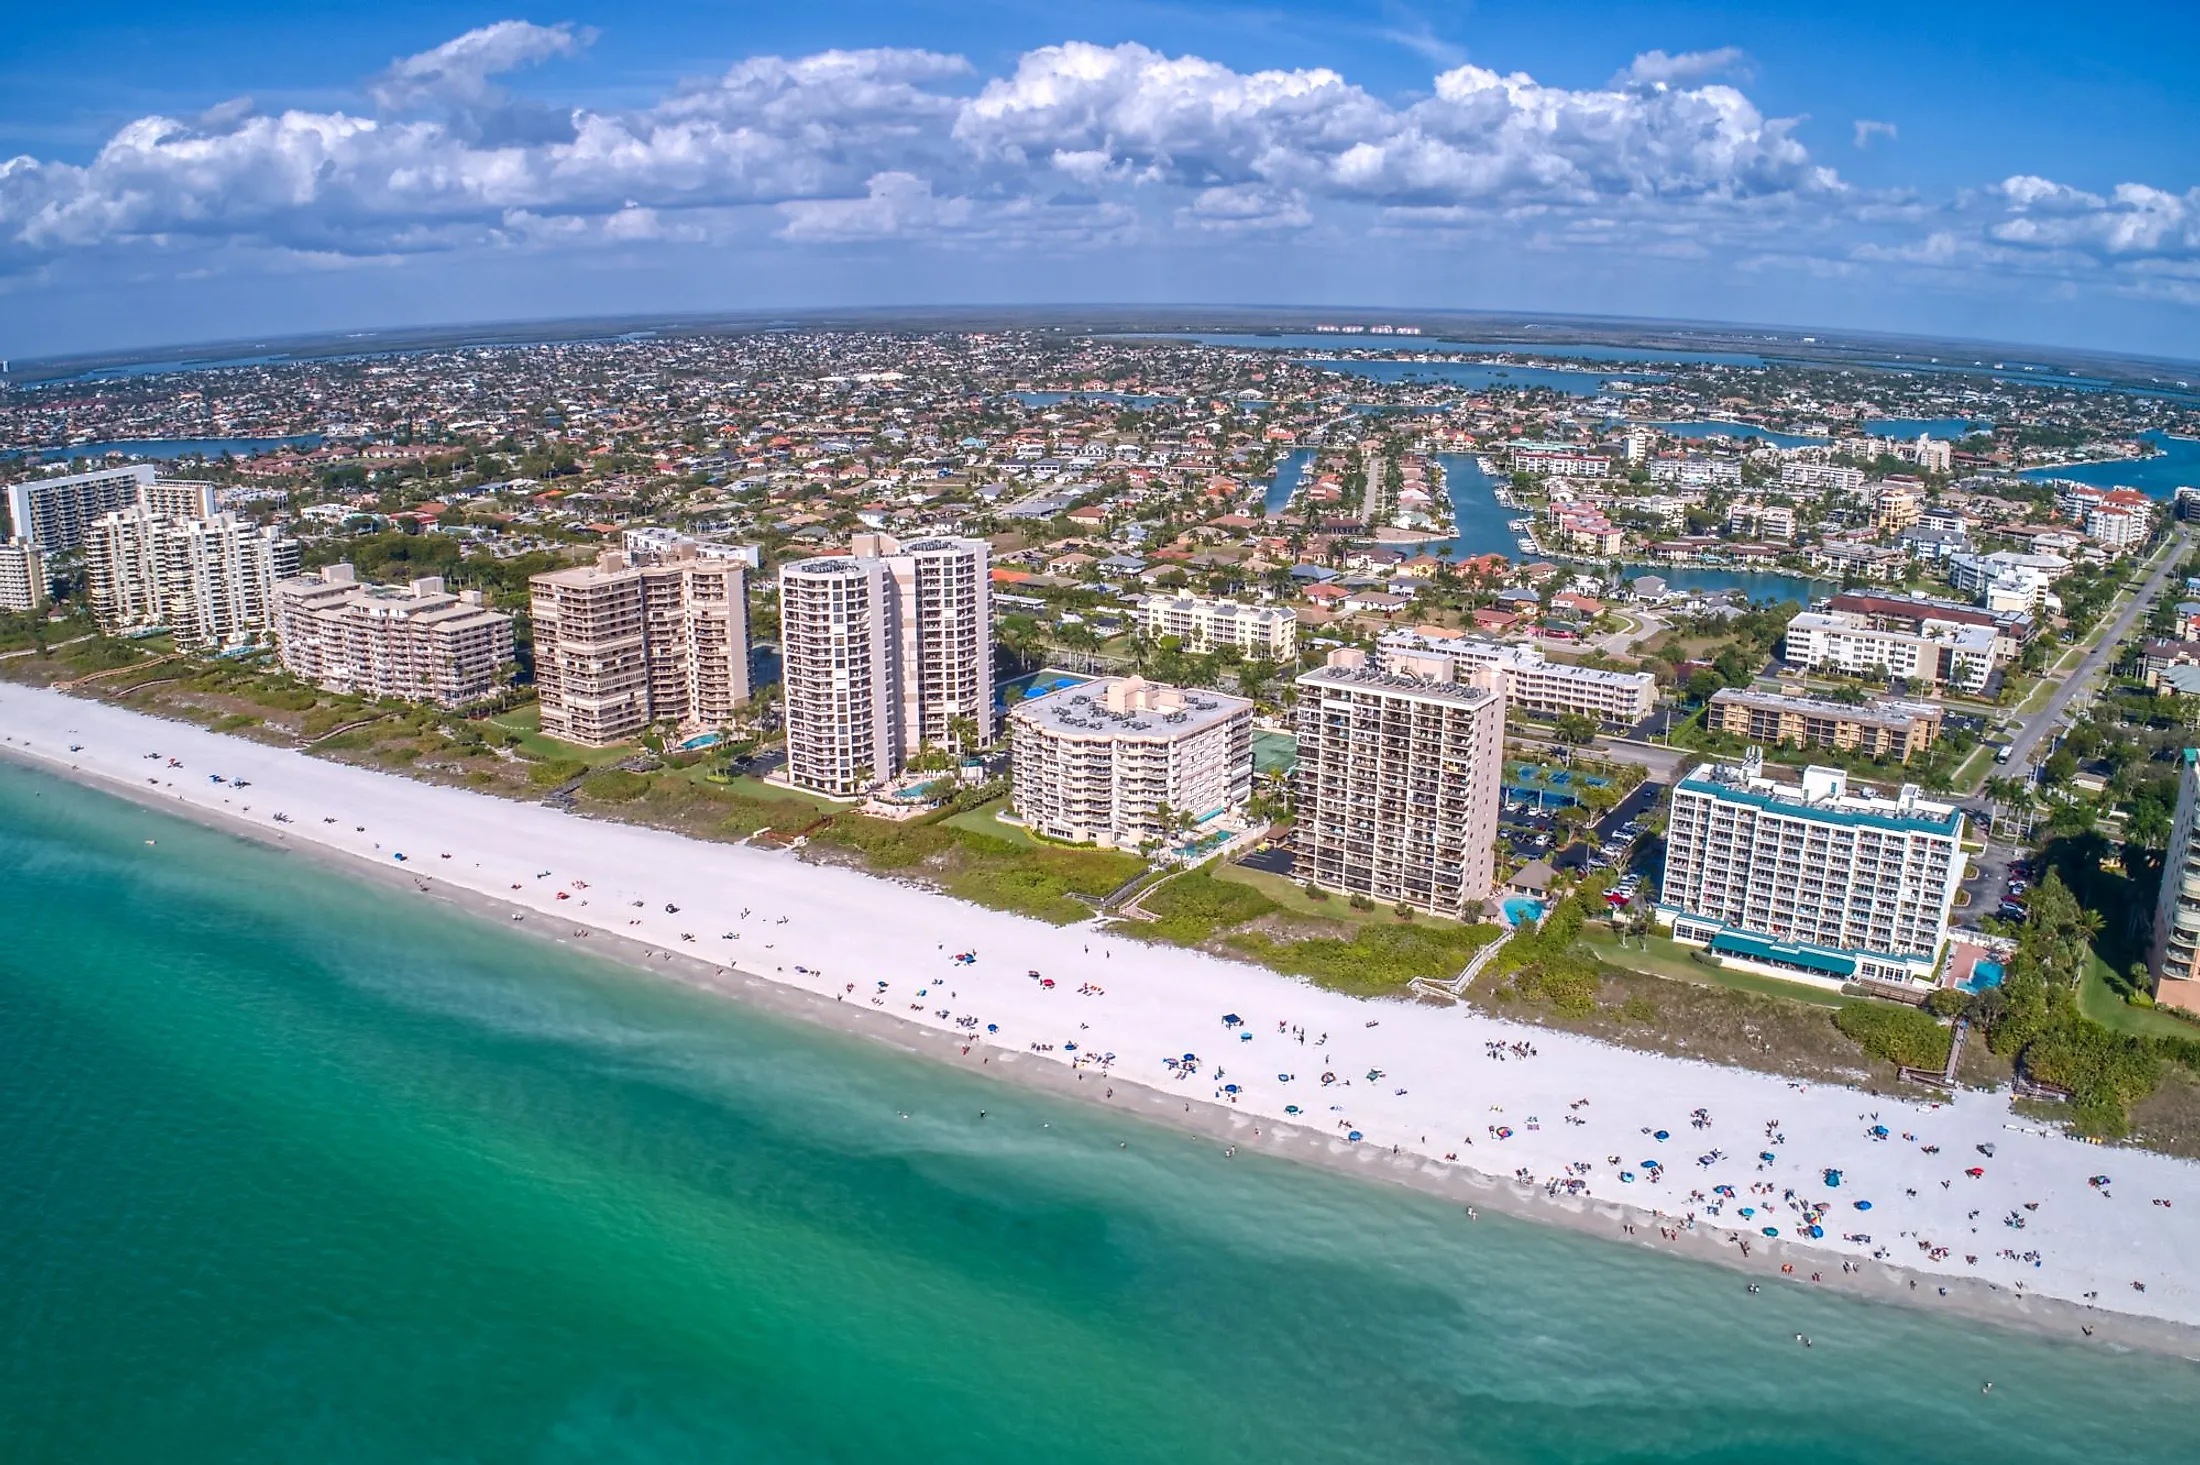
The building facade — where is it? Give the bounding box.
[1293,649,1506,918]
[83,508,297,648]
[530,545,750,747]
[1133,591,1298,661]
[1658,760,1964,989]
[0,539,47,613]
[4,465,220,553]
[1377,628,1656,727]
[1706,687,1943,762]
[777,535,993,796]
[778,555,899,796]
[1781,609,1999,692]
[273,564,515,708]
[1009,676,1253,850]
[2146,749,2200,1017]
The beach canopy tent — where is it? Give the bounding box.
[1707,932,1857,978]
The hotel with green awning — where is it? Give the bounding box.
[1656,758,1965,993]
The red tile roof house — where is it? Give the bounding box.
[1472,608,1525,632]
[1302,583,1351,608]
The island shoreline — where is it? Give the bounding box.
[4,719,2196,1363]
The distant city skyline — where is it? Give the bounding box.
[2,1,2195,358]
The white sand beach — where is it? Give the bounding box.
[6,681,2198,1347]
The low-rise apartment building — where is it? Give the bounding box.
[1377,627,1656,727]
[273,564,515,707]
[530,543,750,747]
[1009,676,1253,850]
[1706,687,1944,762]
[1659,759,1965,990]
[1780,461,1865,494]
[1782,608,2000,693]
[1507,441,1611,479]
[1293,648,1506,919]
[1133,591,1298,660]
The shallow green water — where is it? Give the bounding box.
[1,762,2193,1462]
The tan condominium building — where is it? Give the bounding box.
[530,543,750,747]
[1293,647,1506,919]
[1377,627,1655,727]
[2147,749,2200,1016]
[778,534,993,796]
[1706,687,1944,763]
[1133,591,1298,661]
[6,464,218,553]
[1009,676,1253,850]
[0,538,47,613]
[1659,760,1963,990]
[84,508,298,648]
[273,564,515,708]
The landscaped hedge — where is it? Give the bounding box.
[1833,1001,1951,1070]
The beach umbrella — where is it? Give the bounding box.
[1347,1131,1363,1142]
[986,1024,997,1033]
[1222,1013,1241,1026]
[1278,1073,1292,1082]
[1853,1201,1872,1211]
[1653,1130,1669,1141]
[1760,1152,1776,1164]
[1807,1225,1824,1239]
[1823,1169,1842,1187]
[1285,1105,1301,1114]
[1762,1227,1779,1237]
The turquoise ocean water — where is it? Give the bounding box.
[2,761,2194,1462]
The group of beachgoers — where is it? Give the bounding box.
[7,694,2195,1334]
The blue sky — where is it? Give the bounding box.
[3,1,2196,360]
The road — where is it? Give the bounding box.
[1997,526,2188,777]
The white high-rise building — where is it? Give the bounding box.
[1010,676,1253,850]
[778,555,899,796]
[1293,648,1506,919]
[1658,759,1964,990]
[5,465,218,552]
[0,539,47,613]
[273,564,516,708]
[83,508,298,648]
[778,535,993,796]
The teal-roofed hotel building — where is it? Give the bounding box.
[1657,757,1965,993]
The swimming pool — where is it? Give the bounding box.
[1502,897,1545,928]
[677,732,724,751]
[1961,959,2005,993]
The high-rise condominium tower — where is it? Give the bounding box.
[1292,648,1506,918]
[529,543,750,747]
[777,534,993,796]
[83,508,297,648]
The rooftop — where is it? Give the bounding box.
[1677,761,1962,837]
[1011,675,1249,740]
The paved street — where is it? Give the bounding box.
[1999,526,2188,776]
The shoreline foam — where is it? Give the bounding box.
[3,683,2196,1361]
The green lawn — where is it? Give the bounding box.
[1214,861,1464,930]
[2082,953,2200,1041]
[940,797,1042,847]
[1583,929,1852,1008]
[483,706,635,766]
